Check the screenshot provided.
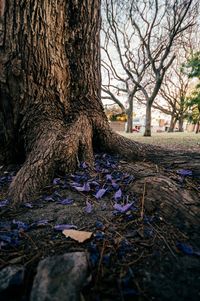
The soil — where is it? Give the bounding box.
[0,153,200,301]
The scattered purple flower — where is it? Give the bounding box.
[59,198,74,205]
[176,242,195,255]
[0,199,9,208]
[73,182,90,192]
[85,201,93,213]
[54,224,77,231]
[23,202,33,208]
[177,169,192,176]
[35,220,49,227]
[82,162,87,169]
[114,189,122,201]
[95,188,107,199]
[12,220,29,230]
[106,174,112,181]
[114,202,133,213]
[112,181,119,190]
[95,221,104,230]
[53,178,61,185]
[44,195,55,202]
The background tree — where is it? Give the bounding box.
[153,61,190,132]
[101,0,199,136]
[101,0,150,132]
[184,51,200,133]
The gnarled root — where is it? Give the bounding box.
[9,115,93,205]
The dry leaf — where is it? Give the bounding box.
[62,229,93,243]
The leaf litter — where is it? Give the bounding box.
[0,153,200,300]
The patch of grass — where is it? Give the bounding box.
[119,132,200,152]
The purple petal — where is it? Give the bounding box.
[0,199,9,208]
[12,220,29,230]
[59,198,74,205]
[177,169,192,176]
[85,201,93,213]
[34,220,49,227]
[82,162,87,169]
[113,203,133,213]
[53,178,60,185]
[44,195,55,202]
[112,181,119,190]
[114,189,122,201]
[95,188,107,199]
[106,174,112,181]
[73,182,90,192]
[54,224,77,231]
[176,242,194,255]
[23,202,33,208]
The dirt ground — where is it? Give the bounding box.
[0,150,200,301]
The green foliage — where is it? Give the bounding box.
[184,52,200,125]
[184,52,200,79]
[186,85,200,124]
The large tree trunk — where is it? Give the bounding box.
[0,0,103,204]
[144,102,152,136]
[0,1,199,206]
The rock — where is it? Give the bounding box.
[30,252,89,301]
[0,265,25,292]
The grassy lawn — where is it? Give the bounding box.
[120,132,200,152]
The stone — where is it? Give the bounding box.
[30,252,89,301]
[0,265,25,292]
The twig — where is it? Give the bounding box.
[148,223,177,259]
[140,181,146,220]
[96,239,106,280]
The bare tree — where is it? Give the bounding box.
[153,63,190,132]
[101,0,150,132]
[102,0,199,136]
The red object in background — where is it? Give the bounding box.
[132,128,139,132]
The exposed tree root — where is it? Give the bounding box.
[8,116,200,206]
[9,115,94,205]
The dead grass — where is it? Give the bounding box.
[119,132,200,152]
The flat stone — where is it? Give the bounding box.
[30,252,89,301]
[0,265,25,292]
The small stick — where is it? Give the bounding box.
[140,181,146,220]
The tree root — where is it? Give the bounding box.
[9,117,200,205]
[9,115,94,205]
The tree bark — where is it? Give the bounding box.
[168,115,177,132]
[0,0,199,206]
[126,97,133,133]
[178,116,184,132]
[144,102,152,136]
[196,121,200,133]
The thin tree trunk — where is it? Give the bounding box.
[178,116,184,132]
[196,121,200,133]
[126,97,133,133]
[168,115,177,132]
[144,102,152,137]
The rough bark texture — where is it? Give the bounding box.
[144,102,152,136]
[0,0,199,205]
[126,98,133,133]
[168,115,177,132]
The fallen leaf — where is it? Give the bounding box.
[62,229,93,243]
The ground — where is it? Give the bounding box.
[120,132,200,152]
[0,132,200,301]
